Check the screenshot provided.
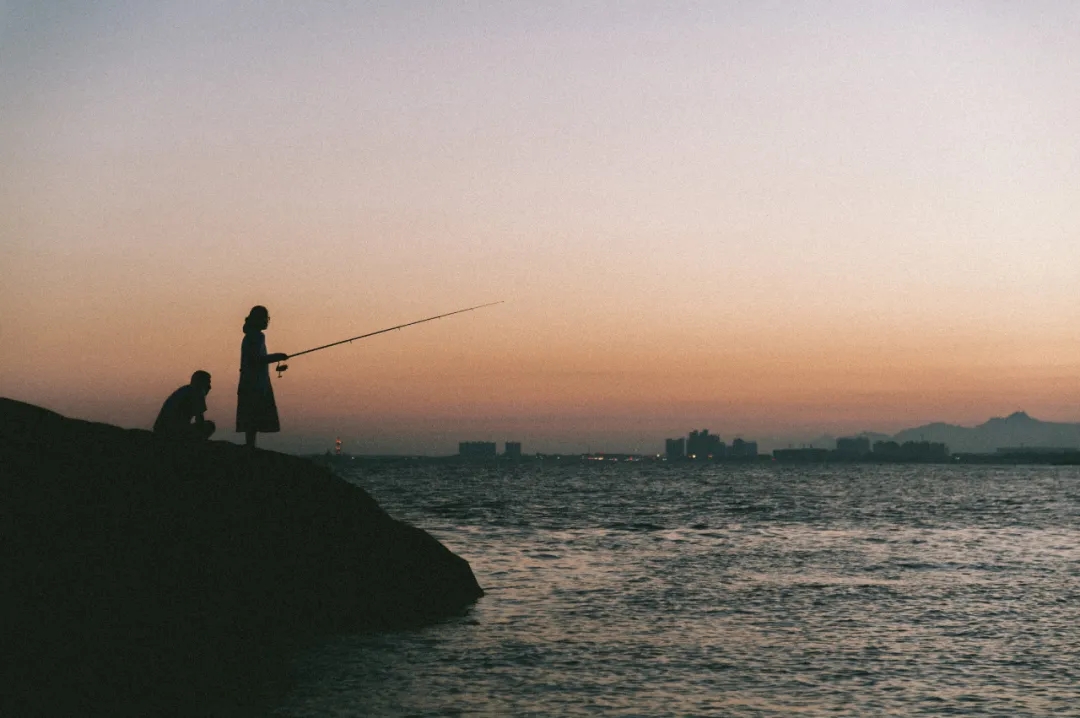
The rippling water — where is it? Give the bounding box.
[275,464,1080,716]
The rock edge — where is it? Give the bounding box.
[0,398,483,716]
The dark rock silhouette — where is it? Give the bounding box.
[0,398,483,716]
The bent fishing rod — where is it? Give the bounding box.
[274,300,504,376]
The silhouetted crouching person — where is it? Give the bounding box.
[236,305,288,448]
[154,370,216,440]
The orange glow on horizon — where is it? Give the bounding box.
[3,3,1079,453]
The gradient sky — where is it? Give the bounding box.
[2,1,1078,454]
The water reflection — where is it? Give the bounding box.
[278,464,1080,717]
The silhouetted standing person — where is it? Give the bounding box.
[236,306,288,448]
[154,370,216,440]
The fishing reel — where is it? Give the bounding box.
[275,362,289,378]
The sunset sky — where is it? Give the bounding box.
[2,1,1078,454]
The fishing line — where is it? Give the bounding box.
[274,301,504,376]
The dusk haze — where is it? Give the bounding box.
[3,2,1078,455]
[5,3,1080,716]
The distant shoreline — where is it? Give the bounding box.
[311,452,1080,468]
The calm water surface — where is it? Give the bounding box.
[275,464,1080,716]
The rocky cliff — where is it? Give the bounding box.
[0,398,483,716]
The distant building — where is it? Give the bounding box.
[836,436,871,456]
[873,440,900,456]
[458,441,497,459]
[665,438,685,460]
[996,446,1078,456]
[730,438,758,458]
[873,440,948,462]
[504,441,522,458]
[687,429,724,459]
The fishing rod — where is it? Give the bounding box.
[275,300,504,376]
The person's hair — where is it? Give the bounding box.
[191,370,211,385]
[243,305,268,334]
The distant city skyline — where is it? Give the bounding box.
[310,409,1080,458]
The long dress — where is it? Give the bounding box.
[236,329,280,433]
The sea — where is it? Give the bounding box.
[274,463,1080,717]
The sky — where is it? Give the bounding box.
[2,1,1079,454]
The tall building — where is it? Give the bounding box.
[665,437,685,460]
[730,438,758,458]
[504,441,522,458]
[687,429,724,459]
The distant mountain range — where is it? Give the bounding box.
[890,412,1080,454]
